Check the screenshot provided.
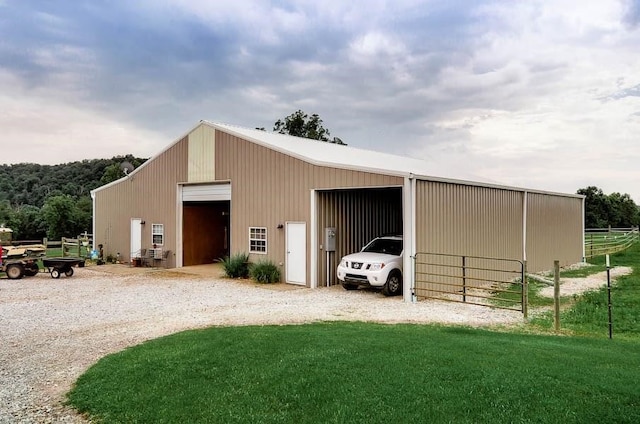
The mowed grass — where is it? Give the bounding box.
[67,322,640,424]
[530,243,640,338]
[46,247,63,257]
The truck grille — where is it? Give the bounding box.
[345,274,368,283]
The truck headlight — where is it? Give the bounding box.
[340,259,347,268]
[369,263,384,271]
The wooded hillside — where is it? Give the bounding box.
[0,155,146,240]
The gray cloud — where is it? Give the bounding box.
[1,1,640,202]
[623,0,640,28]
[600,84,640,101]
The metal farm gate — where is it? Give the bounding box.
[414,253,528,316]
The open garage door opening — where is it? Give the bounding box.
[182,201,230,266]
[316,187,403,287]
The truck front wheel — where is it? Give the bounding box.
[382,270,402,296]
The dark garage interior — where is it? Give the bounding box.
[183,201,230,266]
[316,187,403,286]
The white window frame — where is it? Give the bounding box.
[249,227,267,254]
[152,223,164,246]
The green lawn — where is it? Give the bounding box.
[67,322,640,424]
[45,247,63,257]
[67,242,640,423]
[529,243,640,339]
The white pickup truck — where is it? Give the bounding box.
[336,235,403,296]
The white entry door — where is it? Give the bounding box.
[286,222,306,285]
[130,218,142,258]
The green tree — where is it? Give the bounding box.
[577,186,640,228]
[273,110,346,145]
[608,192,639,227]
[578,186,609,228]
[11,205,45,240]
[0,155,147,240]
[41,195,82,239]
[100,163,125,185]
[0,200,15,228]
[75,196,93,235]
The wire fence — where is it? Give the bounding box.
[584,227,639,258]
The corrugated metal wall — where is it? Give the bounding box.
[316,188,403,286]
[214,131,403,284]
[414,181,584,296]
[188,125,216,182]
[526,192,583,271]
[93,137,189,267]
[415,181,524,258]
[414,181,524,295]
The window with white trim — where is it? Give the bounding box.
[249,227,267,254]
[152,224,164,246]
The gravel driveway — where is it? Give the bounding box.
[1,266,523,423]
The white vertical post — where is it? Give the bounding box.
[175,184,183,268]
[522,191,528,263]
[581,197,586,262]
[403,175,415,303]
[310,190,318,289]
[91,191,96,252]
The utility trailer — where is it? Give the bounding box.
[42,257,85,278]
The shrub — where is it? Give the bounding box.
[250,260,281,284]
[220,253,250,278]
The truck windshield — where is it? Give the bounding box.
[362,239,402,256]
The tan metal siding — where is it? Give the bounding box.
[215,131,403,284]
[94,137,189,266]
[526,193,583,272]
[415,181,524,258]
[414,181,524,295]
[188,125,216,182]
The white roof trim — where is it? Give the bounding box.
[92,120,583,200]
[204,121,583,200]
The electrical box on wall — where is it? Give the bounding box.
[324,227,336,252]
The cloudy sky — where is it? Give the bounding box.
[1,1,639,200]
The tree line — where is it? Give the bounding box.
[578,186,640,229]
[0,155,146,241]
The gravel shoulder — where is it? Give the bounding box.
[0,266,531,422]
[538,266,632,297]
